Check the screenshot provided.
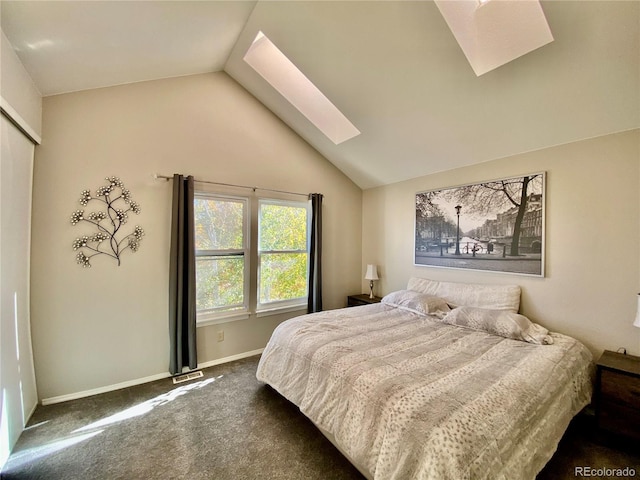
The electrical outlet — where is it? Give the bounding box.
[217,330,224,342]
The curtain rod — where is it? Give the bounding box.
[154,174,310,198]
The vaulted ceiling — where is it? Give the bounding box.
[2,1,638,189]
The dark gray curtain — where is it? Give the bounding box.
[169,174,197,375]
[307,193,323,313]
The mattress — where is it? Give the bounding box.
[256,298,593,480]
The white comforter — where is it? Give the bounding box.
[256,303,593,480]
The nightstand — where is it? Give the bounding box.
[347,294,382,307]
[595,350,640,441]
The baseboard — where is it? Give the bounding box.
[40,348,265,406]
[41,372,172,406]
[196,348,264,370]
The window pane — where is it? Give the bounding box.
[195,197,244,250]
[259,204,307,251]
[260,253,308,303]
[196,256,244,310]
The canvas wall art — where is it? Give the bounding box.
[415,172,545,276]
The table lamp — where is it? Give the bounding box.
[365,264,379,299]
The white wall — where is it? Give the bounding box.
[363,130,640,357]
[30,72,362,401]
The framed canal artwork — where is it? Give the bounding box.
[414,172,545,277]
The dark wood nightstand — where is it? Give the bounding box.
[347,294,382,307]
[595,350,640,441]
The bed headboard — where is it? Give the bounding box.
[407,277,521,312]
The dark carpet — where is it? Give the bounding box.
[1,355,638,480]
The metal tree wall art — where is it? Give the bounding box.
[71,176,144,267]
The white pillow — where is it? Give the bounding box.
[442,306,553,345]
[407,277,521,312]
[382,290,450,317]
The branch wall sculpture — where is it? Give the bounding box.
[71,176,144,267]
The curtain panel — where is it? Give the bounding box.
[168,174,197,375]
[307,193,323,313]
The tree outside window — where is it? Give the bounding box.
[258,200,309,306]
[194,195,248,314]
[194,194,309,322]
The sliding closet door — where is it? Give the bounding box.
[0,114,38,464]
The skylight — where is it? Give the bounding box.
[435,0,553,76]
[243,31,360,145]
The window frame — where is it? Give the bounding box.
[193,190,310,326]
[256,198,311,313]
[194,192,250,325]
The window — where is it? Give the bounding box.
[194,193,309,324]
[243,31,360,145]
[258,200,310,309]
[194,194,249,320]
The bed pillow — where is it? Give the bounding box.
[407,277,521,312]
[382,290,451,317]
[441,306,553,345]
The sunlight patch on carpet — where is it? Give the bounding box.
[4,430,103,470]
[73,376,220,433]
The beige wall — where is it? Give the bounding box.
[31,72,362,401]
[363,129,640,356]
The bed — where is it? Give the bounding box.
[256,277,593,480]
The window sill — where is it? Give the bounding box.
[196,311,250,328]
[196,303,307,327]
[256,304,307,318]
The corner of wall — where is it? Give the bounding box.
[1,29,42,139]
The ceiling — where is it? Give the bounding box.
[2,1,638,189]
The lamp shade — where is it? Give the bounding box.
[365,264,379,281]
[634,293,640,328]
